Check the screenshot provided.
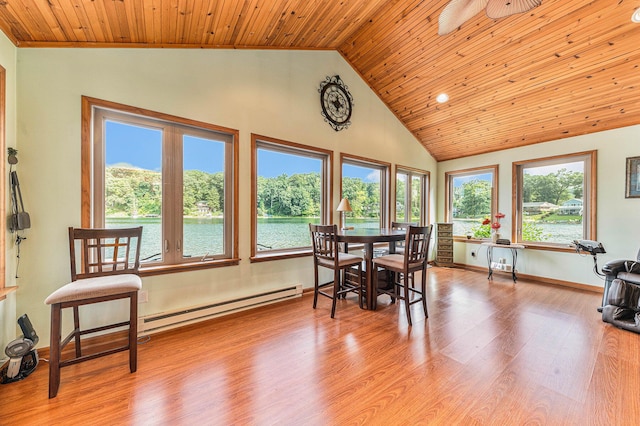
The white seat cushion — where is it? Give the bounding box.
[374,254,422,271]
[374,254,404,270]
[45,274,142,305]
[317,252,363,268]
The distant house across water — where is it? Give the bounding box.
[522,201,557,215]
[557,198,582,215]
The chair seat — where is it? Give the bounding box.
[45,274,142,305]
[374,254,422,272]
[316,252,363,268]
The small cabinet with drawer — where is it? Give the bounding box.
[435,223,454,266]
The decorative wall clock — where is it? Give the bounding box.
[319,75,353,131]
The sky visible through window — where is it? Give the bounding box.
[107,120,374,180]
[258,149,321,177]
[453,172,492,186]
[343,163,380,181]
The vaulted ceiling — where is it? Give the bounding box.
[0,0,639,161]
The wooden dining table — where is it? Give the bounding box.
[336,227,406,310]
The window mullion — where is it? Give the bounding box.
[162,127,183,263]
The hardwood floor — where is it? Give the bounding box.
[2,267,639,425]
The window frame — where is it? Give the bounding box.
[512,151,597,250]
[445,165,499,238]
[250,134,332,261]
[395,165,430,226]
[340,153,390,228]
[81,96,239,275]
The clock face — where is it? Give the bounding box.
[319,76,353,131]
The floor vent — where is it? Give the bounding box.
[138,285,302,335]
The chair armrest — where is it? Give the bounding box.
[603,259,640,276]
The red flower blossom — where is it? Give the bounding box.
[491,222,501,230]
[495,212,505,219]
[482,218,491,225]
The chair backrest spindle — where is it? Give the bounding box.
[69,227,143,282]
[309,224,339,265]
[405,225,433,267]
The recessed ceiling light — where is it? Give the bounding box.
[436,93,449,103]
[633,8,640,23]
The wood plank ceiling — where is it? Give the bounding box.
[0,0,638,161]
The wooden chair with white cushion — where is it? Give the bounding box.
[309,224,364,318]
[390,221,417,254]
[373,225,433,326]
[45,227,143,398]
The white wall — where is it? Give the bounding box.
[15,48,436,346]
[0,31,17,356]
[438,125,640,288]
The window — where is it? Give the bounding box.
[396,167,429,225]
[514,151,596,246]
[82,97,239,272]
[341,155,390,229]
[445,165,498,237]
[251,134,331,260]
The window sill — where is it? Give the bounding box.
[518,243,577,253]
[454,236,487,244]
[0,286,17,302]
[251,248,312,262]
[454,237,576,253]
[139,258,240,277]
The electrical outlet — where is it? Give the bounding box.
[471,251,476,258]
[138,290,148,303]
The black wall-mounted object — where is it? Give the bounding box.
[10,170,30,231]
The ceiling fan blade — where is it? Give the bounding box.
[485,0,542,19]
[438,0,489,35]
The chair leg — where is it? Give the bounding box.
[49,304,62,399]
[358,265,364,309]
[129,292,138,373]
[73,305,81,358]
[331,268,340,318]
[340,269,347,299]
[404,277,412,326]
[421,268,428,318]
[312,264,319,309]
[390,271,397,304]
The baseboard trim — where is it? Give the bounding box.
[453,263,602,293]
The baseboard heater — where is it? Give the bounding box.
[138,285,302,335]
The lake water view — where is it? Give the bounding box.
[107,217,381,260]
[109,216,582,261]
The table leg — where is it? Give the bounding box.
[363,242,376,310]
[511,248,518,282]
[487,246,494,280]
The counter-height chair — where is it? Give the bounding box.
[390,221,417,254]
[309,224,364,318]
[372,221,416,258]
[45,227,143,398]
[373,225,433,326]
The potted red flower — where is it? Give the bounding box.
[491,212,505,242]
